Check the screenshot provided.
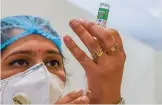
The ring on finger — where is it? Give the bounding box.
[105,43,120,54]
[91,48,104,60]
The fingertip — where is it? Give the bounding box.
[74,88,84,94]
[69,19,78,27]
[87,90,92,94]
[81,96,90,104]
[86,90,92,99]
[63,35,71,43]
[78,18,87,25]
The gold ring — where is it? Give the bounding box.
[92,48,104,60]
[106,43,120,53]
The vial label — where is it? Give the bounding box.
[97,8,109,27]
[97,8,109,20]
[96,19,107,27]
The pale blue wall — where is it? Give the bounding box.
[67,0,162,50]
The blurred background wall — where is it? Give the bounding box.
[1,0,162,103]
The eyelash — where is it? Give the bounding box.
[9,59,29,66]
[9,59,60,68]
[45,59,60,67]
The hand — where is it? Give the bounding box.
[63,19,126,104]
[55,89,91,104]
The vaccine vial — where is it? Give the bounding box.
[96,0,110,27]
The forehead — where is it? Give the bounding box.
[2,34,59,55]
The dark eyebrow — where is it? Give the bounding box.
[8,50,32,56]
[46,50,60,55]
[2,50,33,61]
[5,50,60,59]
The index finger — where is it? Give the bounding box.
[78,20,124,52]
[69,19,101,54]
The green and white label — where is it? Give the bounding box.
[97,8,109,20]
[96,8,109,27]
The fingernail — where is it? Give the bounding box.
[87,90,92,98]
[70,19,78,26]
[87,90,92,94]
[78,18,86,24]
[75,88,83,93]
[64,35,70,43]
[81,96,89,103]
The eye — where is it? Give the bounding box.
[9,59,29,67]
[45,60,60,68]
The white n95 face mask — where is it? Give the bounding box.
[0,63,64,104]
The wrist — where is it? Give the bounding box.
[90,94,121,104]
[101,92,121,104]
[90,89,121,104]
[90,82,121,104]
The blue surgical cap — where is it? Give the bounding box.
[0,15,62,52]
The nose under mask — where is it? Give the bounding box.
[0,63,65,104]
